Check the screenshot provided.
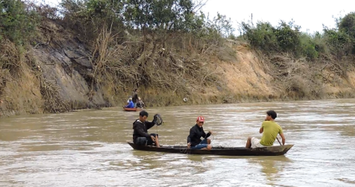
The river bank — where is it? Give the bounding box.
[1,16,355,117]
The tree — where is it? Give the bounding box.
[339,12,355,39]
[0,0,38,44]
[241,21,279,52]
[274,20,301,54]
[324,29,352,59]
[123,0,194,31]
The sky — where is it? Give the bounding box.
[38,0,355,34]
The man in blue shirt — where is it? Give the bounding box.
[125,98,135,108]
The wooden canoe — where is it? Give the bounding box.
[127,142,293,156]
[123,107,141,112]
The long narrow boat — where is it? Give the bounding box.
[127,142,293,156]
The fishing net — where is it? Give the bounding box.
[153,114,163,126]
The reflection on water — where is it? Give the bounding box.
[248,156,292,186]
[1,99,355,186]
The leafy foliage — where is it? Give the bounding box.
[324,29,352,59]
[241,20,304,56]
[339,12,355,39]
[241,20,336,60]
[299,33,318,60]
[241,21,278,52]
[0,0,39,45]
[274,21,301,54]
[61,0,125,42]
[122,0,194,31]
[60,0,233,39]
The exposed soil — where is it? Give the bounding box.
[1,19,355,117]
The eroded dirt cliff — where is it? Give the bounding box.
[1,19,355,117]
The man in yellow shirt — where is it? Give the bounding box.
[246,110,286,148]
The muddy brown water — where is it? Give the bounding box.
[1,99,355,186]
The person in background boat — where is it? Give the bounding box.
[187,116,212,150]
[133,110,160,147]
[136,97,145,108]
[125,98,135,108]
[132,89,138,107]
[246,110,286,148]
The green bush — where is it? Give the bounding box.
[338,12,355,55]
[312,32,328,54]
[241,20,344,60]
[61,0,231,40]
[60,0,125,42]
[274,21,301,55]
[122,0,194,31]
[324,29,352,59]
[0,0,39,45]
[339,12,355,39]
[299,33,318,60]
[241,21,279,52]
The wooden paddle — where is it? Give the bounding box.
[276,136,282,146]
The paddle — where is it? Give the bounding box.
[276,136,282,146]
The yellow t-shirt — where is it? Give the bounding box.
[260,121,283,146]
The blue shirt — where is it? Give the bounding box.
[125,101,135,108]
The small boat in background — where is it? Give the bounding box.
[127,142,293,156]
[123,107,142,112]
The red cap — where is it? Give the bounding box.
[196,116,205,122]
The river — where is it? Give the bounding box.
[0,99,354,186]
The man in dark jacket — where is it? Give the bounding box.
[187,116,212,150]
[132,89,138,107]
[133,110,160,147]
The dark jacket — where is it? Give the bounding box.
[136,100,144,108]
[133,119,155,143]
[132,92,138,103]
[187,124,211,146]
